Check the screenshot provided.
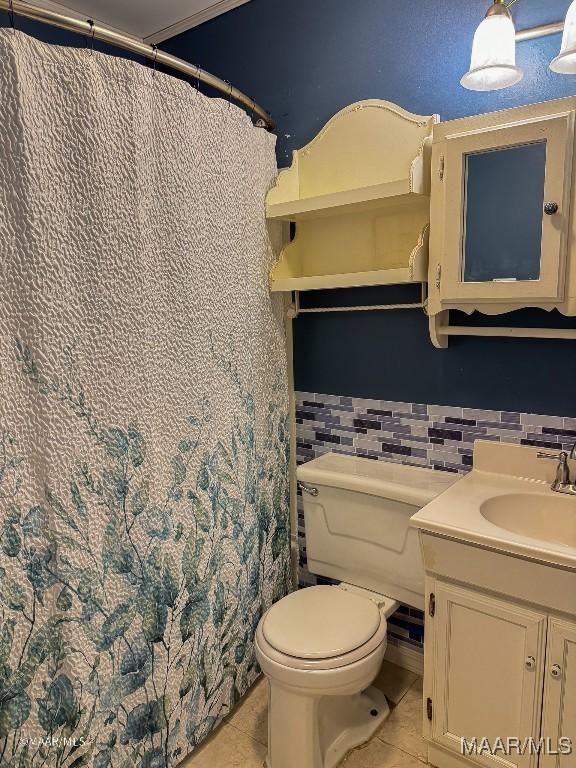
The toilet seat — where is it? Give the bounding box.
[263,585,381,658]
[258,585,389,671]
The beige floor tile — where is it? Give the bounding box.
[373,661,418,705]
[343,738,424,768]
[226,676,269,746]
[182,666,424,768]
[183,722,266,768]
[377,678,427,763]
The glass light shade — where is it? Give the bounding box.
[461,12,523,91]
[550,0,576,73]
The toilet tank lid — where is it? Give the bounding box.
[297,453,457,507]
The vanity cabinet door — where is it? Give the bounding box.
[440,113,573,305]
[540,618,576,768]
[431,582,547,768]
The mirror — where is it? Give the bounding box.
[462,141,547,283]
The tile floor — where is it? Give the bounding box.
[181,661,426,768]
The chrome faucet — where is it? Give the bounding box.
[537,442,576,495]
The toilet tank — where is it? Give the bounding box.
[297,453,457,610]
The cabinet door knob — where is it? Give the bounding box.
[551,664,562,678]
[525,656,536,669]
[544,202,559,215]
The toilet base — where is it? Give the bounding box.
[322,686,390,768]
[265,685,390,768]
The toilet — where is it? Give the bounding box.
[255,452,456,768]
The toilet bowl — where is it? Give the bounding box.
[257,452,457,768]
[255,584,399,768]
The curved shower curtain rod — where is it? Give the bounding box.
[0,0,276,130]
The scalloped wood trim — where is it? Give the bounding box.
[409,225,430,281]
[299,99,438,158]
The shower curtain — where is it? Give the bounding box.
[0,29,290,768]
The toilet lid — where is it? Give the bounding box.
[262,586,381,659]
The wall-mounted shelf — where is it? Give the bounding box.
[266,100,438,294]
[271,223,429,292]
[266,170,425,222]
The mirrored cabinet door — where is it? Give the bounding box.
[441,114,573,303]
[463,142,546,284]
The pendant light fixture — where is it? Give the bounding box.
[461,0,523,91]
[550,0,576,73]
[461,0,576,91]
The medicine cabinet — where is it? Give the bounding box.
[428,97,576,348]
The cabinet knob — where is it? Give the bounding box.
[551,664,562,678]
[525,656,536,670]
[544,202,559,215]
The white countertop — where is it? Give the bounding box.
[410,441,576,570]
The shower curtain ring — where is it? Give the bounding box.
[7,0,15,33]
[86,19,95,54]
[196,65,201,92]
[152,44,158,77]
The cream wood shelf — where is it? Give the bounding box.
[266,100,438,294]
[266,173,425,222]
[271,223,429,293]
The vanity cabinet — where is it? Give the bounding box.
[428,97,576,325]
[541,618,576,768]
[429,582,547,768]
[425,579,576,768]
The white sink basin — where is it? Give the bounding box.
[480,492,576,548]
[410,441,576,569]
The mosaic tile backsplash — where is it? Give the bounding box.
[295,390,576,656]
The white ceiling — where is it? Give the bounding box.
[39,0,250,44]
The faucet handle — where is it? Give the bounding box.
[537,451,570,490]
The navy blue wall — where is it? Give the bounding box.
[167,0,576,417]
[166,0,576,165]
[2,4,575,416]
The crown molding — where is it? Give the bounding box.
[28,0,142,38]
[15,0,249,47]
[144,0,250,45]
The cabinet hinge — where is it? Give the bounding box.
[427,697,433,721]
[429,592,436,617]
[438,155,444,181]
[435,265,441,291]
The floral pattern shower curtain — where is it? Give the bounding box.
[0,30,290,768]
